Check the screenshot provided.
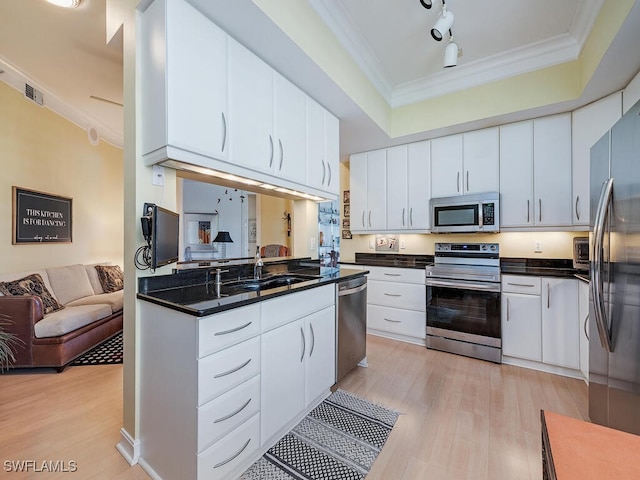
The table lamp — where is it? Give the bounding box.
[213,231,233,259]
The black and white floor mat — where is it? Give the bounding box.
[70,331,123,366]
[241,389,399,480]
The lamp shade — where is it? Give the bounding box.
[431,9,454,41]
[213,231,234,243]
[444,40,459,68]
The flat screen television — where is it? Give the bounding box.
[152,205,179,269]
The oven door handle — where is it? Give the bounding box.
[426,278,501,293]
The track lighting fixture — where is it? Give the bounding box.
[431,3,454,41]
[443,34,459,68]
[420,0,433,9]
[46,0,81,7]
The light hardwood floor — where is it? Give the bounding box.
[0,335,587,480]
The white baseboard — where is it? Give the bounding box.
[116,428,141,466]
[367,329,426,347]
[502,356,585,380]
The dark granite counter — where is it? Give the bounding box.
[345,252,434,269]
[501,258,589,279]
[137,259,367,317]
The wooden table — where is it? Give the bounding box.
[541,410,640,479]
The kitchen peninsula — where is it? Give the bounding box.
[136,257,366,480]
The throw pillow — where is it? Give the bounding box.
[0,274,65,314]
[95,265,124,293]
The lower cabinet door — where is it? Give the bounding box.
[304,306,336,407]
[501,292,542,361]
[542,278,579,369]
[367,304,426,339]
[197,413,260,480]
[261,318,305,445]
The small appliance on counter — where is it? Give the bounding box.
[573,236,589,271]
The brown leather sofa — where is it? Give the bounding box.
[0,264,123,371]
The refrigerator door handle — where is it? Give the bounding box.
[591,178,614,353]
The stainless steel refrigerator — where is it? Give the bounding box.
[589,98,640,435]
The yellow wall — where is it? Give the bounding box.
[258,195,293,249]
[0,81,124,273]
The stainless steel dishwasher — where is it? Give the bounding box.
[336,275,367,383]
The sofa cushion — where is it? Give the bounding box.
[0,274,65,314]
[95,265,124,293]
[66,290,123,312]
[0,269,56,300]
[34,304,112,338]
[46,265,95,306]
[85,264,109,295]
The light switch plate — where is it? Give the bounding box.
[152,165,165,186]
[534,241,543,253]
[310,237,317,251]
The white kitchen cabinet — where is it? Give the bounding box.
[571,93,622,227]
[350,150,387,232]
[307,98,340,195]
[228,37,274,175]
[500,121,534,228]
[431,134,463,198]
[541,277,579,369]
[261,317,305,444]
[386,142,431,231]
[502,292,542,362]
[431,129,498,198]
[304,306,336,408]
[140,0,228,162]
[578,280,590,381]
[533,114,573,227]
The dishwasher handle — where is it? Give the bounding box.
[338,282,367,296]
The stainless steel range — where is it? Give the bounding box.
[425,242,501,363]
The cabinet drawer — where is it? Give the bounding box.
[365,266,425,284]
[502,275,542,294]
[199,304,261,358]
[197,413,260,479]
[368,304,426,339]
[368,280,425,311]
[198,337,260,405]
[198,375,260,453]
[261,284,334,332]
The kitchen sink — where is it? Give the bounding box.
[221,273,323,294]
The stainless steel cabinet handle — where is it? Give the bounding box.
[327,163,332,187]
[384,318,401,323]
[457,171,460,192]
[213,439,251,469]
[384,293,402,297]
[362,211,366,228]
[507,282,535,288]
[214,358,252,378]
[384,273,402,277]
[506,297,510,322]
[368,210,372,227]
[466,171,469,192]
[410,208,413,226]
[300,327,305,363]
[321,160,326,185]
[309,323,315,357]
[527,200,530,223]
[214,398,252,424]
[402,208,405,227]
[221,112,227,152]
[584,314,589,341]
[547,283,550,309]
[575,195,580,221]
[278,139,284,171]
[268,135,274,168]
[215,321,252,336]
[539,199,542,222]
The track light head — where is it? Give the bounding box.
[443,37,459,68]
[431,5,454,41]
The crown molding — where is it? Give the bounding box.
[391,33,580,107]
[0,57,123,148]
[307,0,394,103]
[570,0,606,50]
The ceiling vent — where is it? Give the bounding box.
[24,83,44,105]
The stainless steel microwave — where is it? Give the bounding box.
[431,192,500,233]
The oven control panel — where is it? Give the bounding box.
[434,242,499,254]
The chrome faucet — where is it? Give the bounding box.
[213,268,228,297]
[254,247,263,280]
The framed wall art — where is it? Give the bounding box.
[12,186,72,244]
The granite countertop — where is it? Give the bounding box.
[344,253,434,269]
[501,258,589,279]
[137,260,367,317]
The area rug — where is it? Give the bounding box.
[241,389,400,480]
[70,331,123,366]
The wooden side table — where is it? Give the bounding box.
[541,410,640,479]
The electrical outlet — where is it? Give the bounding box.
[152,165,165,186]
[310,237,317,251]
[534,241,543,253]
[400,240,406,250]
[369,239,374,249]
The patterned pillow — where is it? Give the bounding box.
[0,274,65,314]
[95,265,124,293]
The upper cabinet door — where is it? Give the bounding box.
[407,141,431,230]
[431,134,463,198]
[386,145,409,231]
[500,121,534,228]
[141,0,228,160]
[463,127,499,194]
[367,149,387,231]
[350,153,368,231]
[533,114,572,227]
[228,38,274,175]
[273,73,306,184]
[324,111,340,195]
[571,92,622,226]
[306,98,325,191]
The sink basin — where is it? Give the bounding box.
[221,273,322,294]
